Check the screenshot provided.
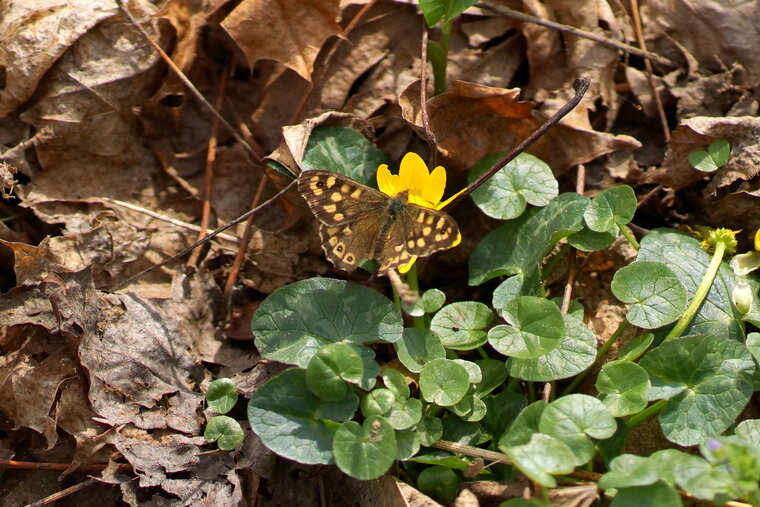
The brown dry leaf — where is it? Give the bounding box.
[221,0,343,81]
[644,116,760,192]
[0,0,120,116]
[645,0,760,83]
[400,80,641,173]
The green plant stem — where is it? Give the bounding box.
[625,399,667,430]
[433,19,452,95]
[405,264,426,329]
[476,347,489,360]
[561,319,629,396]
[619,225,640,250]
[542,243,571,280]
[664,241,726,342]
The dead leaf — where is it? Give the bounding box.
[221,0,343,81]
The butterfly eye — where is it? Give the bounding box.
[316,181,325,189]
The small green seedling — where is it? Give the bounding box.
[203,378,244,451]
[688,138,730,172]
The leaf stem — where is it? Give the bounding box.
[406,264,426,329]
[663,241,726,342]
[561,319,629,396]
[433,19,452,95]
[625,399,667,430]
[619,225,640,250]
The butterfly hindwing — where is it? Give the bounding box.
[377,203,460,271]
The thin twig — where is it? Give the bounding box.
[188,68,228,267]
[443,77,590,210]
[105,199,239,244]
[630,0,670,142]
[111,179,297,291]
[25,479,100,507]
[481,4,673,68]
[114,0,258,158]
[419,19,437,154]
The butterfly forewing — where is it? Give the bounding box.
[298,170,387,226]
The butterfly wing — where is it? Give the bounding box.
[299,170,389,270]
[377,202,460,271]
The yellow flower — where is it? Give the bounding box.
[375,152,463,273]
[755,228,760,252]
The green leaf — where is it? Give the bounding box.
[471,359,509,397]
[395,428,420,461]
[248,368,358,464]
[596,362,650,417]
[382,368,410,399]
[421,288,446,313]
[639,335,755,446]
[451,359,482,384]
[538,394,617,464]
[360,388,396,417]
[600,449,704,490]
[492,273,538,310]
[204,415,244,451]
[469,153,558,220]
[638,229,745,339]
[333,416,396,480]
[610,481,682,507]
[416,465,460,502]
[344,343,380,391]
[688,139,730,173]
[441,412,483,445]
[503,433,577,487]
[419,359,470,406]
[489,296,564,359]
[430,301,493,350]
[394,328,446,373]
[469,193,589,286]
[735,419,760,444]
[417,416,444,446]
[252,278,403,367]
[584,185,636,232]
[418,0,478,27]
[449,394,487,422]
[508,313,596,381]
[617,333,654,362]
[386,397,423,430]
[206,378,238,414]
[301,126,391,186]
[568,226,618,252]
[482,391,527,443]
[611,261,687,329]
[306,343,364,401]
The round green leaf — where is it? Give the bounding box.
[360,388,396,417]
[206,378,238,414]
[596,361,650,417]
[508,313,596,381]
[421,288,446,313]
[735,419,760,444]
[584,185,637,232]
[248,368,358,465]
[395,428,420,460]
[430,301,493,350]
[502,433,577,487]
[333,416,396,480]
[386,398,423,430]
[451,359,482,384]
[394,328,446,373]
[688,150,719,172]
[252,278,403,367]
[568,227,617,252]
[611,481,682,507]
[449,394,487,422]
[611,261,687,329]
[469,152,558,220]
[204,415,244,451]
[639,335,755,446]
[416,465,460,502]
[300,126,391,185]
[417,416,444,446]
[306,343,363,401]
[419,359,470,406]
[708,139,730,166]
[489,296,564,359]
[471,359,508,397]
[382,368,410,398]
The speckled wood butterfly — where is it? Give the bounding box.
[298,170,460,272]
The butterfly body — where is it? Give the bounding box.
[298,170,460,272]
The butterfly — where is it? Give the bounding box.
[298,170,460,272]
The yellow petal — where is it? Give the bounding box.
[452,230,462,247]
[436,187,466,210]
[399,152,430,197]
[398,256,418,273]
[421,165,446,205]
[755,228,760,251]
[377,164,400,196]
